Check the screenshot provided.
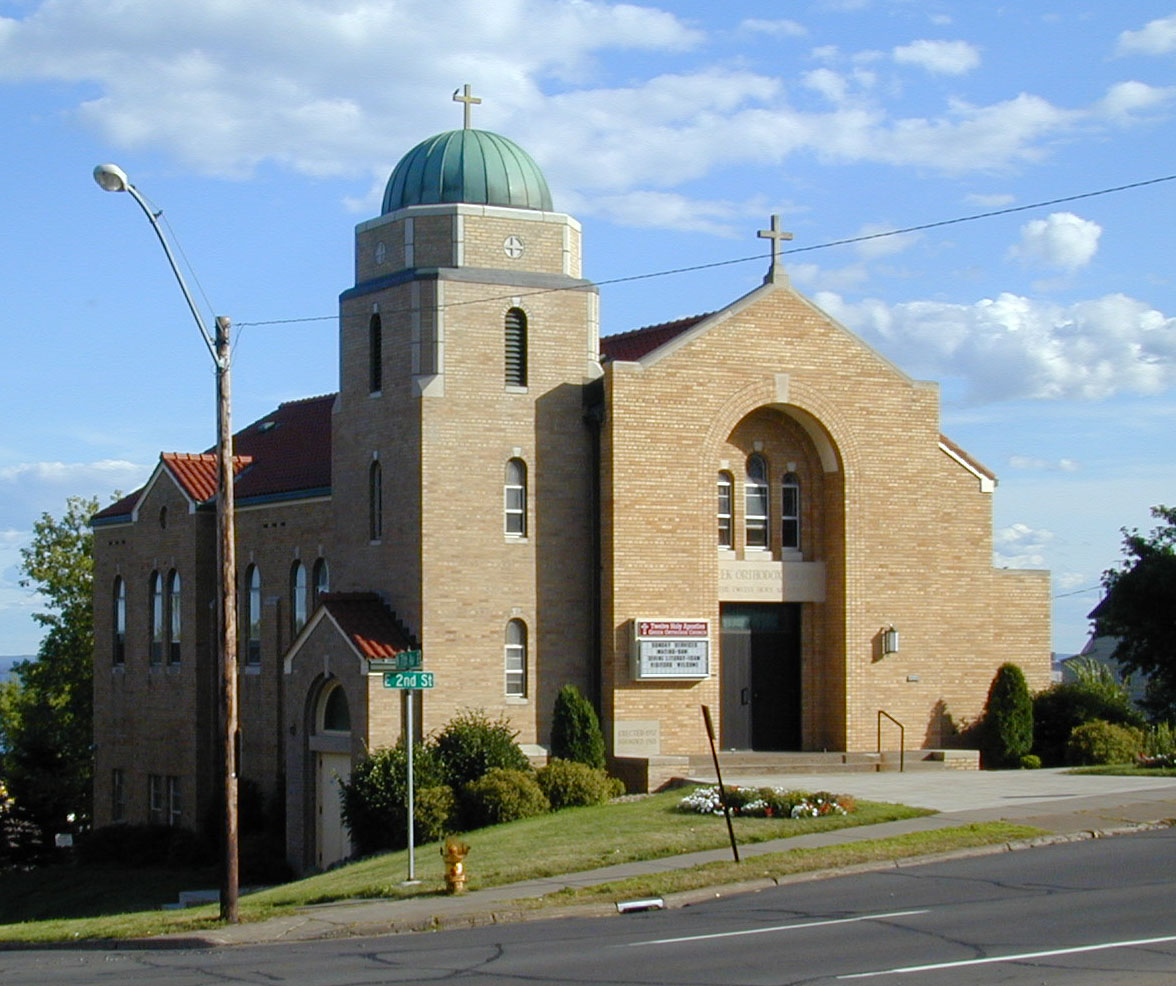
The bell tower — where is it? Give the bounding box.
[331,87,601,748]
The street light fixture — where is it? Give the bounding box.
[93,164,241,924]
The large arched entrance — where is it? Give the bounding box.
[309,680,352,869]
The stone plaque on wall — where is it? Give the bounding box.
[614,719,660,757]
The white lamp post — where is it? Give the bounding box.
[93,164,241,924]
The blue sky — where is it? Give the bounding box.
[1,1,1174,658]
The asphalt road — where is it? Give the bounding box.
[5,828,1176,985]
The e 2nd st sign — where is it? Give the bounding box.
[383,670,435,689]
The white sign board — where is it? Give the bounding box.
[631,619,710,680]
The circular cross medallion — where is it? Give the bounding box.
[503,235,524,260]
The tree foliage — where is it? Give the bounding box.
[550,684,605,769]
[0,496,97,837]
[1095,505,1176,719]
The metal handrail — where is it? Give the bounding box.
[877,710,905,772]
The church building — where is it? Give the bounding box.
[91,90,1051,872]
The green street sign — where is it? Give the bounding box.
[396,649,422,671]
[383,670,435,690]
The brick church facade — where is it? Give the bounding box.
[91,104,1051,872]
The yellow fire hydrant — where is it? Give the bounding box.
[441,837,470,894]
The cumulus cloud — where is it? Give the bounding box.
[1116,13,1176,56]
[739,18,806,38]
[1008,212,1101,272]
[994,523,1054,569]
[0,459,150,530]
[572,189,750,236]
[1008,456,1080,472]
[892,39,981,75]
[965,192,1015,207]
[1097,80,1176,121]
[815,290,1176,403]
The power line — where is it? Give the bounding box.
[235,171,1176,329]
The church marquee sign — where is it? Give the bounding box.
[631,619,710,680]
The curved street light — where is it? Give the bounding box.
[93,164,240,924]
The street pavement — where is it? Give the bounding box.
[160,767,1176,948]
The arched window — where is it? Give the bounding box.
[244,565,262,666]
[745,454,769,550]
[504,458,527,537]
[167,570,182,665]
[781,473,801,550]
[369,460,383,541]
[717,471,734,548]
[505,619,527,697]
[113,577,126,666]
[313,558,330,607]
[321,685,351,733]
[149,572,164,665]
[504,308,527,387]
[368,313,382,393]
[291,561,308,635]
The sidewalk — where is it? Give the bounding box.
[165,769,1176,947]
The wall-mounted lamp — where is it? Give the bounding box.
[882,625,900,655]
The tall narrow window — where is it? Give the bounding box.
[369,461,383,540]
[781,473,801,550]
[717,471,734,548]
[167,776,182,827]
[745,454,769,550]
[149,572,164,665]
[504,307,527,387]
[291,561,308,635]
[505,619,527,697]
[244,565,262,666]
[111,768,126,822]
[504,458,527,537]
[313,558,330,607]
[167,570,182,664]
[113,577,126,666]
[148,774,163,824]
[369,313,382,393]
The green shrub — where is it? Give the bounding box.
[1143,722,1176,759]
[982,663,1034,768]
[462,768,549,828]
[1066,719,1144,765]
[339,741,448,856]
[434,709,531,789]
[536,759,615,809]
[1033,682,1146,766]
[77,823,211,868]
[413,784,458,842]
[550,685,606,769]
[1019,754,1042,770]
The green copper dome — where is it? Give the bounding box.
[382,129,553,214]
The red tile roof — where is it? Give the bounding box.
[91,393,336,523]
[320,593,416,659]
[600,313,713,363]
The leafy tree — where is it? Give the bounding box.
[550,684,605,769]
[0,496,97,837]
[1094,505,1176,720]
[982,663,1033,768]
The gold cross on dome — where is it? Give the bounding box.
[758,214,794,284]
[453,84,482,130]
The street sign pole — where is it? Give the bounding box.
[406,687,416,883]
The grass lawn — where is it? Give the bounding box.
[2,790,942,943]
[1067,765,1176,777]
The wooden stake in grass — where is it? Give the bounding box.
[701,705,739,863]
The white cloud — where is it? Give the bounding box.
[0,460,150,530]
[815,290,1176,403]
[572,190,748,236]
[1008,212,1101,272]
[1008,456,1080,472]
[893,39,981,75]
[1116,13,1176,56]
[1096,80,1176,122]
[739,18,806,38]
[965,192,1015,207]
[851,223,921,260]
[994,522,1054,569]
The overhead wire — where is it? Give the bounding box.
[234,171,1176,330]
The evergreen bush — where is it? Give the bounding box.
[1033,682,1145,766]
[339,741,448,856]
[550,685,606,769]
[462,768,549,828]
[1066,720,1144,765]
[982,663,1034,768]
[536,758,614,809]
[434,709,531,789]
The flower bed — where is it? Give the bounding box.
[677,786,855,818]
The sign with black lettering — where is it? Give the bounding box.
[631,618,709,680]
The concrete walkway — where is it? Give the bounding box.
[162,769,1176,948]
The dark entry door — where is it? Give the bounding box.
[720,604,801,750]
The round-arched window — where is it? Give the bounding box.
[321,685,351,733]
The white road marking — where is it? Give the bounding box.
[625,909,929,947]
[837,933,1176,978]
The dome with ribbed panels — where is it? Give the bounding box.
[381,129,553,214]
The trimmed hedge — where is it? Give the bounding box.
[536,758,618,809]
[462,768,549,828]
[1066,720,1144,765]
